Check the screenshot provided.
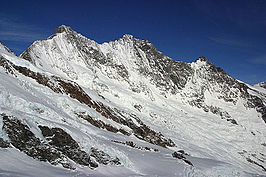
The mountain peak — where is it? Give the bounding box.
[255,82,266,89]
[195,56,216,66]
[0,41,17,56]
[54,25,74,34]
[195,56,226,73]
[196,56,210,63]
[122,34,134,40]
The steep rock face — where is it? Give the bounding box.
[20,25,193,93]
[90,147,121,165]
[132,37,193,92]
[0,137,10,148]
[38,125,98,168]
[1,113,124,169]
[2,114,74,169]
[20,25,266,123]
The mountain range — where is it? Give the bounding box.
[0,25,266,177]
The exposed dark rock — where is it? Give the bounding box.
[76,112,130,136]
[133,124,175,148]
[198,104,234,123]
[134,104,142,112]
[115,64,129,79]
[111,140,159,152]
[2,114,101,169]
[226,118,238,125]
[172,151,193,166]
[177,150,190,156]
[251,131,256,136]
[54,25,74,34]
[246,94,266,123]
[39,125,98,168]
[0,137,10,148]
[246,158,266,171]
[90,147,121,165]
[196,56,211,63]
[76,108,175,148]
[0,56,16,75]
[2,114,73,169]
[20,47,35,64]
[238,150,266,172]
[101,106,175,148]
[183,159,193,166]
[172,151,185,159]
[11,63,95,108]
[135,39,193,92]
[80,101,175,148]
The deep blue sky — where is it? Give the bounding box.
[0,0,265,84]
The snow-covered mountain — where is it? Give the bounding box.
[1,25,266,176]
[254,82,266,92]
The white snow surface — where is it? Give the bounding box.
[1,28,266,177]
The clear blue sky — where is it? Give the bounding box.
[0,0,265,84]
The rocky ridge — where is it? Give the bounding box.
[20,25,266,123]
